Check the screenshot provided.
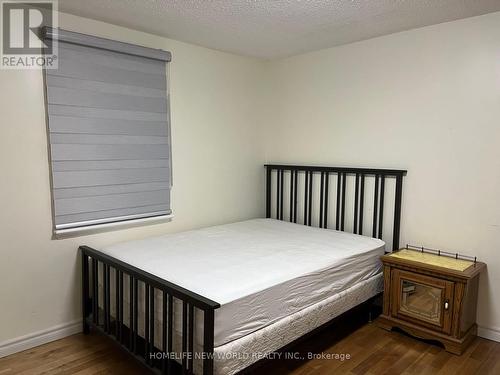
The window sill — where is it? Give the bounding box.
[53,214,174,239]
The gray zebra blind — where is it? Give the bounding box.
[43,28,172,232]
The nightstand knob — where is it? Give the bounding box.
[444,300,449,311]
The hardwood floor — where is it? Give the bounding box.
[1,322,499,375]
[0,333,146,375]
[249,323,500,375]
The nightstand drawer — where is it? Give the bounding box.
[391,269,454,335]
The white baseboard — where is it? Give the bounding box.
[0,320,82,358]
[478,325,500,343]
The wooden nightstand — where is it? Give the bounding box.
[377,248,485,355]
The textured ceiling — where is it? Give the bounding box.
[58,0,500,59]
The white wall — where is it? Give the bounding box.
[263,12,500,334]
[0,13,266,344]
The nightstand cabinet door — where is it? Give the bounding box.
[391,269,454,335]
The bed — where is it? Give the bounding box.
[81,164,406,374]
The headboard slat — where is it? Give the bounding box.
[372,174,380,238]
[323,173,329,229]
[354,173,360,234]
[378,176,386,239]
[340,172,347,231]
[359,174,365,234]
[319,172,325,228]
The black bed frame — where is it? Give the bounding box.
[80,164,406,374]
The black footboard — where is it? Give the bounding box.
[80,245,220,375]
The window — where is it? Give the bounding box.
[42,27,172,236]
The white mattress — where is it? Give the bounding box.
[100,218,385,347]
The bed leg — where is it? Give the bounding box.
[81,250,90,334]
[368,293,383,323]
[203,309,215,375]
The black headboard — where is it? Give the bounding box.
[265,164,407,251]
